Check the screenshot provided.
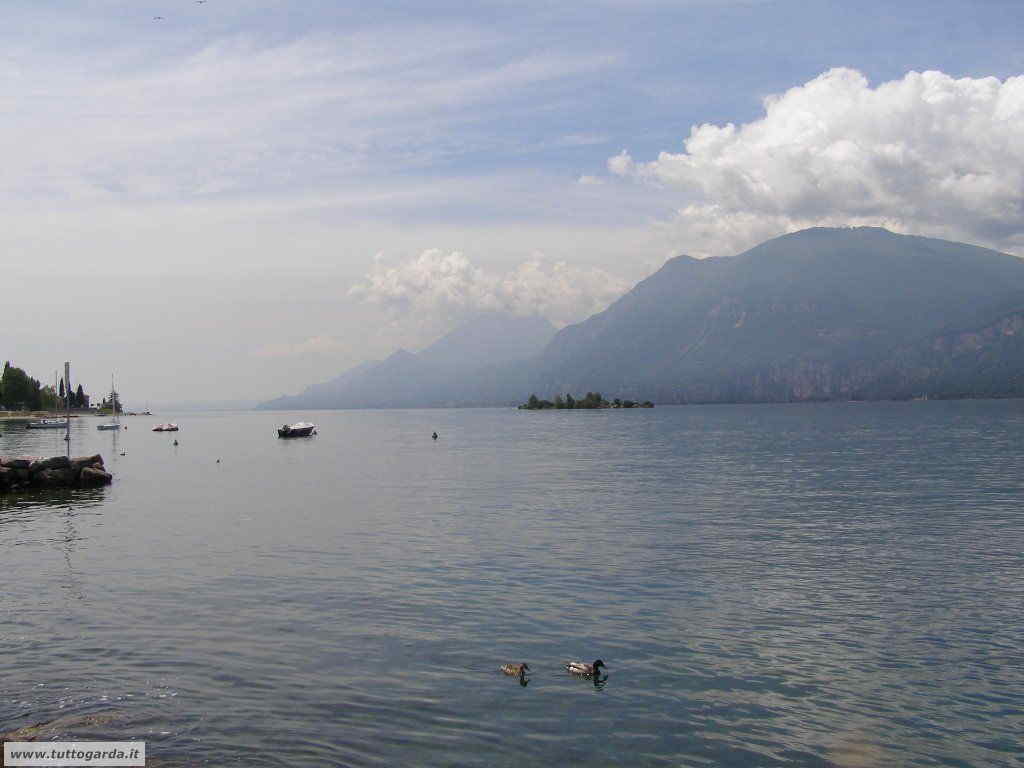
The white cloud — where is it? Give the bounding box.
[500,258,631,324]
[610,68,1024,256]
[607,150,635,177]
[349,249,629,327]
[0,28,618,206]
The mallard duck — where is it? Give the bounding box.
[565,659,605,677]
[500,663,529,677]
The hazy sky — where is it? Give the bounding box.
[3,0,1023,405]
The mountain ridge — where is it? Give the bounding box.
[259,312,555,410]
[261,227,1024,409]
[533,227,1024,402]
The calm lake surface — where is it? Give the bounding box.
[2,402,1023,767]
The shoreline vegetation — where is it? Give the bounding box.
[519,392,654,410]
[1,361,94,412]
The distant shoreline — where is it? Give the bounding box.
[0,412,82,422]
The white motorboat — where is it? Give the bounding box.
[26,418,69,429]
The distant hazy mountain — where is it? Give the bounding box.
[533,227,1024,402]
[263,227,1024,410]
[260,312,555,409]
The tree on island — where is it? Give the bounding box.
[75,384,86,408]
[519,391,652,410]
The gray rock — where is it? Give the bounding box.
[79,466,113,487]
[29,455,71,474]
[35,468,75,487]
[0,466,14,490]
[1,711,123,742]
[2,457,35,470]
[70,454,104,472]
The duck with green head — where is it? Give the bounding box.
[565,659,605,677]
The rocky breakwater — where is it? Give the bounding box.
[0,454,112,493]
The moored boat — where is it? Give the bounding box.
[152,423,179,432]
[26,418,69,429]
[97,375,121,431]
[277,422,316,438]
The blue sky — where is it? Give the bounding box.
[3,0,1023,403]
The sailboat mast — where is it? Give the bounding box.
[64,361,71,444]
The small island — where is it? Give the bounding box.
[519,392,654,410]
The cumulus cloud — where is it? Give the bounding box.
[349,249,629,326]
[611,68,1024,256]
[607,150,635,177]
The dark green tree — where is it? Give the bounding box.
[39,385,57,410]
[75,384,85,408]
[1,363,41,409]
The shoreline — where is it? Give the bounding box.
[0,412,86,423]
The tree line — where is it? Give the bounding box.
[0,361,88,411]
[519,392,654,410]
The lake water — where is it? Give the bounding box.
[1,402,1022,767]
